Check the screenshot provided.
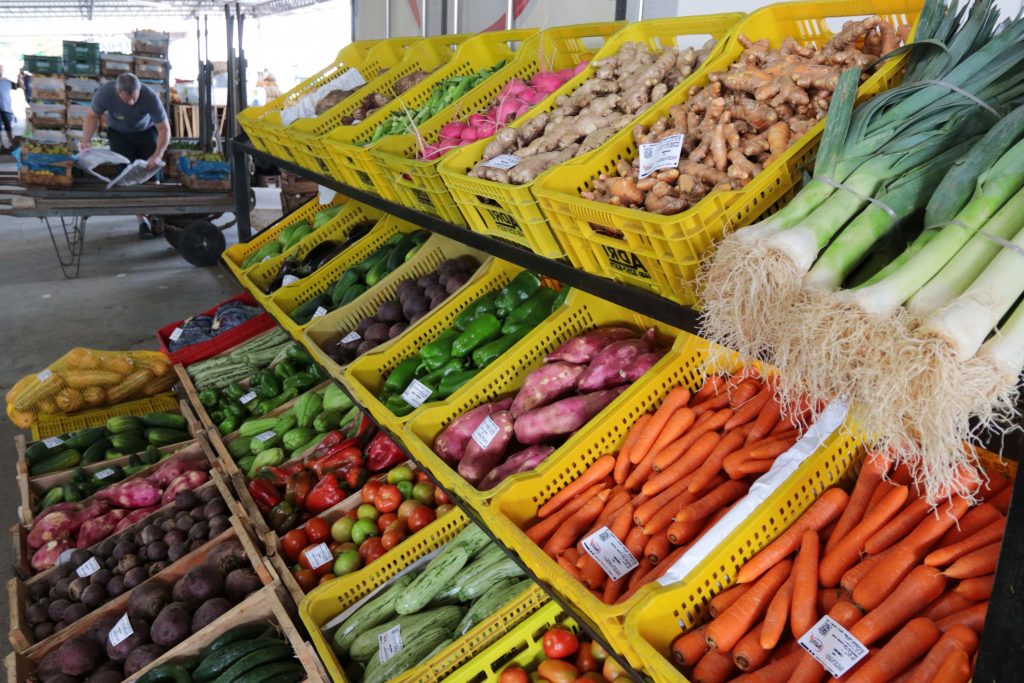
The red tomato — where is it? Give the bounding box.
[406,505,436,533]
[498,667,529,683]
[361,479,382,505]
[397,499,423,521]
[575,642,599,673]
[377,512,399,534]
[299,543,334,576]
[537,659,579,683]
[602,657,627,681]
[318,573,335,585]
[435,503,455,517]
[358,536,385,561]
[386,518,407,533]
[345,508,360,521]
[292,568,318,593]
[578,674,605,682]
[281,529,309,563]
[434,487,451,506]
[375,484,403,513]
[304,518,330,545]
[542,628,580,659]
[415,470,431,484]
[381,528,406,551]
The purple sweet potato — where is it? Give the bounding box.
[478,445,555,490]
[97,480,162,508]
[510,362,585,418]
[576,339,650,392]
[32,540,71,572]
[545,327,635,364]
[514,386,628,445]
[457,410,514,485]
[76,510,130,548]
[623,350,667,382]
[161,471,210,505]
[432,398,513,464]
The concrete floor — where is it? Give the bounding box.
[0,170,283,657]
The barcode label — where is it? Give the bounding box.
[401,379,433,408]
[341,331,361,344]
[255,431,276,443]
[42,436,64,448]
[312,306,328,319]
[470,417,501,450]
[482,154,520,169]
[638,134,684,179]
[306,542,333,569]
[282,275,300,286]
[581,526,639,580]
[378,625,404,663]
[240,391,258,405]
[797,615,868,677]
[36,369,53,381]
[95,468,116,480]
[76,556,101,578]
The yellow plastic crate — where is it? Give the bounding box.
[299,508,548,683]
[534,0,923,304]
[369,24,614,229]
[401,288,683,519]
[437,13,742,258]
[241,200,386,300]
[299,234,490,376]
[222,195,347,281]
[30,392,180,440]
[625,445,1013,683]
[486,333,863,671]
[341,258,529,434]
[323,30,536,202]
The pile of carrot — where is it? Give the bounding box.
[670,453,1012,683]
[523,370,807,604]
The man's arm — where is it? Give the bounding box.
[79,110,99,152]
[147,119,171,169]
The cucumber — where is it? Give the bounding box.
[136,664,192,683]
[109,432,148,453]
[236,661,305,683]
[456,578,532,636]
[141,412,188,430]
[29,449,81,476]
[348,605,463,662]
[210,644,293,683]
[355,246,389,274]
[201,624,271,659]
[365,255,389,286]
[145,428,190,446]
[456,555,525,601]
[362,625,453,683]
[395,544,473,615]
[24,437,70,466]
[338,282,367,306]
[385,234,417,271]
[106,416,143,433]
[192,638,284,681]
[80,437,111,465]
[62,427,106,450]
[332,574,415,655]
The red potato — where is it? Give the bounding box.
[433,398,513,463]
[514,386,629,445]
[161,470,210,505]
[98,479,163,508]
[27,500,108,549]
[478,445,555,490]
[458,410,515,484]
[510,361,587,418]
[576,338,652,392]
[546,327,636,364]
[76,509,130,548]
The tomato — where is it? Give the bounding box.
[542,627,579,659]
[602,657,627,681]
[292,568,318,593]
[412,481,436,505]
[360,536,386,564]
[397,499,423,520]
[537,659,579,683]
[281,529,309,563]
[345,508,360,521]
[381,528,406,551]
[434,487,451,506]
[435,503,455,517]
[375,484,403,513]
[385,517,407,533]
[396,480,414,499]
[589,642,608,662]
[351,518,379,545]
[299,543,334,576]
[332,549,363,575]
[318,573,335,585]
[406,505,436,533]
[577,674,605,682]
[575,642,599,673]
[357,503,380,521]
[387,464,413,484]
[331,516,355,543]
[414,470,431,484]
[377,512,399,534]
[498,666,529,683]
[361,479,382,504]
[304,518,330,544]
[336,541,358,553]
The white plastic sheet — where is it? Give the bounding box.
[280,68,366,127]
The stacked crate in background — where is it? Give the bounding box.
[25,56,66,138]
[61,41,100,147]
[132,30,171,112]
[280,169,318,213]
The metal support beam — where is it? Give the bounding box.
[420,0,428,36]
[384,0,390,38]
[229,139,252,243]
[505,0,513,29]
[614,0,627,21]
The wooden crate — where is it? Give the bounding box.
[282,191,317,214]
[281,169,318,195]
[173,364,217,434]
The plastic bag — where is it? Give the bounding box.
[280,67,366,126]
[6,348,175,429]
[107,159,164,188]
[75,148,130,181]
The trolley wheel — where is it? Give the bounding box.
[249,189,257,210]
[178,220,226,267]
[162,219,181,249]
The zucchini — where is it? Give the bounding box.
[362,625,453,683]
[146,428,190,446]
[136,664,193,683]
[141,412,187,430]
[332,574,415,655]
[192,638,284,681]
[62,427,106,450]
[29,449,81,476]
[453,523,492,556]
[348,605,463,662]
[201,623,271,659]
[210,644,293,683]
[456,578,531,636]
[236,661,305,683]
[106,416,143,433]
[456,555,525,601]
[395,544,473,615]
[109,432,148,453]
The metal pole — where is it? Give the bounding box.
[637,0,645,21]
[452,0,459,33]
[505,0,513,29]
[384,0,391,38]
[224,3,235,150]
[420,0,427,36]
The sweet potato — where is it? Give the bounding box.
[32,539,71,572]
[623,350,667,382]
[161,470,210,505]
[478,445,556,490]
[576,339,651,392]
[76,510,130,548]
[98,479,163,508]
[458,410,515,485]
[514,386,629,445]
[546,327,635,364]
[433,399,512,464]
[28,510,82,549]
[150,458,205,487]
[510,362,586,418]
[114,506,160,533]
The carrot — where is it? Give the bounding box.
[626,557,653,594]
[890,461,915,486]
[733,622,772,671]
[556,552,584,580]
[601,574,627,604]
[818,587,843,614]
[635,473,701,528]
[629,386,691,464]
[645,532,670,565]
[727,433,800,463]
[706,558,792,652]
[819,485,908,587]
[935,601,988,634]
[542,491,608,556]
[692,646,736,683]
[581,502,634,589]
[614,413,651,485]
[649,407,697,458]
[643,431,722,497]
[637,544,688,588]
[825,456,888,555]
[931,650,972,683]
[847,617,940,683]
[759,574,793,649]
[675,480,748,523]
[666,516,704,546]
[980,471,1012,498]
[623,446,660,491]
[590,489,634,532]
[692,374,724,405]
[727,378,763,408]
[724,385,772,431]
[920,589,976,621]
[733,650,804,683]
[729,457,775,478]
[643,480,703,536]
[526,482,607,545]
[538,454,616,519]
[672,627,710,667]
[905,624,978,683]
[840,547,895,595]
[925,517,1006,567]
[790,530,820,639]
[653,408,731,472]
[937,502,1002,547]
[709,583,752,619]
[852,565,947,646]
[737,488,849,584]
[693,390,732,417]
[689,428,750,493]
[954,573,994,600]
[988,485,1012,514]
[866,479,898,516]
[786,601,865,683]
[745,396,782,444]
[943,540,1001,579]
[864,497,931,555]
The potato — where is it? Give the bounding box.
[62,602,89,624]
[364,322,391,343]
[124,644,166,677]
[80,583,108,608]
[57,635,103,676]
[174,489,200,510]
[177,565,224,604]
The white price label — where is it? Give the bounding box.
[312,306,328,319]
[239,391,258,405]
[637,133,684,179]
[305,542,333,569]
[36,369,53,381]
[482,154,520,169]
[56,549,75,566]
[378,625,404,664]
[797,615,868,677]
[581,526,639,581]
[76,556,101,578]
[42,436,64,448]
[401,379,433,408]
[341,331,361,344]
[470,416,501,450]
[168,327,184,342]
[261,255,272,263]
[282,274,301,286]
[319,186,337,204]
[255,431,276,443]
[108,613,134,646]
[95,468,116,480]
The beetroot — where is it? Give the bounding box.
[458,410,514,485]
[509,361,586,418]
[514,386,629,445]
[478,445,555,490]
[161,470,210,505]
[545,327,635,364]
[97,480,162,508]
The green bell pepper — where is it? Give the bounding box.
[437,369,479,399]
[384,394,417,417]
[503,287,558,331]
[274,360,298,379]
[218,415,241,434]
[198,388,220,408]
[420,358,466,386]
[471,331,527,368]
[224,382,246,401]
[550,285,571,311]
[419,329,461,371]
[454,292,498,330]
[224,402,247,419]
[282,372,320,392]
[285,343,314,365]
[383,357,421,394]
[495,271,542,318]
[257,371,282,398]
[452,314,502,359]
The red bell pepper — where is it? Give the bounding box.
[310,445,363,478]
[247,478,283,514]
[357,414,376,445]
[257,465,290,487]
[316,430,352,452]
[281,458,308,475]
[306,473,345,514]
[345,466,368,490]
[285,469,318,510]
[365,432,405,472]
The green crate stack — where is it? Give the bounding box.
[63,41,100,77]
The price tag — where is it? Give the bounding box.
[282,275,300,286]
[56,549,75,566]
[319,185,338,204]
[108,613,134,646]
[239,391,258,405]
[255,431,276,443]
[401,379,433,408]
[42,436,64,448]
[95,468,116,480]
[581,526,639,581]
[36,369,53,381]
[637,133,684,179]
[470,416,501,450]
[305,542,333,569]
[76,556,100,578]
[341,331,361,344]
[261,255,272,263]
[797,615,869,677]
[168,327,184,342]
[378,625,404,664]
[312,306,328,319]
[482,154,520,169]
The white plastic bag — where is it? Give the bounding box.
[280,67,366,126]
[107,159,165,188]
[75,148,130,181]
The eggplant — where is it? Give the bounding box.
[299,240,346,276]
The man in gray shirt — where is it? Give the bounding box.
[0,64,21,150]
[81,73,171,237]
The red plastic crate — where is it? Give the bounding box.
[156,292,276,366]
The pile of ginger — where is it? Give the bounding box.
[468,39,717,185]
[582,16,909,217]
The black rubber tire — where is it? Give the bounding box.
[178,220,226,267]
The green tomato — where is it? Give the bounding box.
[412,481,436,505]
[396,480,414,500]
[331,516,355,543]
[387,464,413,484]
[332,549,363,576]
[351,518,379,546]
[357,503,380,521]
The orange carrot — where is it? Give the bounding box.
[709,583,752,619]
[954,574,994,601]
[706,558,792,652]
[590,488,633,532]
[674,480,748,523]
[733,622,772,671]
[689,428,750,493]
[729,457,776,478]
[935,601,987,634]
[840,547,895,595]
[542,491,608,556]
[791,530,820,639]
[629,385,691,464]
[671,627,709,667]
[931,650,972,683]
[980,471,1012,498]
[920,589,977,621]
[623,446,660,491]
[726,433,800,463]
[649,407,697,458]
[643,432,722,497]
[734,650,804,683]
[786,601,864,683]
[614,413,651,485]
[890,461,915,486]
[819,485,908,587]
[943,540,1001,579]
[988,485,1012,514]
[693,390,732,417]
[667,515,705,546]
[817,587,843,615]
[556,552,584,580]
[724,385,772,431]
[635,473,702,528]
[601,574,627,604]
[727,378,763,408]
[825,456,888,555]
[653,408,731,472]
[692,374,724,405]
[745,396,782,444]
[905,624,978,683]
[626,557,653,593]
[925,517,1006,567]
[643,479,703,536]
[692,647,736,683]
[847,618,940,683]
[937,502,1002,547]
[526,482,607,545]
[645,532,670,565]
[624,526,648,565]
[852,565,947,646]
[538,454,616,519]
[737,488,849,584]
[638,544,688,588]
[864,497,931,555]
[581,502,634,589]
[759,574,793,649]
